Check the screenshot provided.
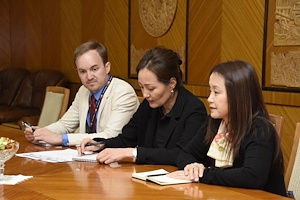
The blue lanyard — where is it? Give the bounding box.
[89,75,113,129]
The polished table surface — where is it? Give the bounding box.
[0,125,290,200]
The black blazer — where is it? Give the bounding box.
[177,116,286,196]
[96,86,207,166]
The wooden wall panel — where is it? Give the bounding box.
[41,0,61,72]
[105,0,128,79]
[188,0,222,85]
[266,105,300,170]
[24,0,41,71]
[0,0,11,69]
[128,0,187,79]
[60,0,81,83]
[222,0,265,78]
[82,0,105,42]
[10,0,26,68]
[2,0,300,173]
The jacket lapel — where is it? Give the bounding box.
[143,87,187,147]
[160,86,186,147]
[80,87,90,133]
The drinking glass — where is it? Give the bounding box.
[0,140,19,180]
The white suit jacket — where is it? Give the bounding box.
[46,77,139,145]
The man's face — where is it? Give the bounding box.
[76,50,110,93]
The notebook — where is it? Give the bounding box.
[132,169,192,185]
[132,169,169,181]
[72,153,98,163]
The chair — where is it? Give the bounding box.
[0,68,30,108]
[284,122,300,199]
[0,69,67,124]
[20,86,70,128]
[269,114,284,139]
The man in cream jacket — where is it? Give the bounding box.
[24,41,139,146]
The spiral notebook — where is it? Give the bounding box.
[72,153,98,163]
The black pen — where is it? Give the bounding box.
[85,141,104,147]
[147,173,168,177]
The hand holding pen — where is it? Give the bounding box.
[77,138,104,156]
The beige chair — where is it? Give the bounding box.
[284,122,300,199]
[269,114,284,139]
[20,86,70,128]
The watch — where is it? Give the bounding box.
[132,147,137,162]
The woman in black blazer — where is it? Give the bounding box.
[168,60,286,196]
[78,47,207,166]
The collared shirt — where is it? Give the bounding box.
[86,88,103,128]
[62,82,106,146]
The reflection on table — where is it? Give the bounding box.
[0,125,290,199]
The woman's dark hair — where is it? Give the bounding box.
[206,60,283,171]
[136,47,183,89]
[74,40,108,65]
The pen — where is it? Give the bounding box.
[147,173,168,177]
[85,141,104,147]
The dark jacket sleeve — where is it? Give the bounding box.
[200,125,276,189]
[177,118,286,196]
[96,87,207,166]
[137,101,207,166]
[177,117,214,169]
[98,103,143,148]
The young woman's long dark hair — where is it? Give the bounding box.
[205,60,283,172]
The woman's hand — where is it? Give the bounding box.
[167,170,191,180]
[183,162,205,182]
[97,148,135,164]
[77,138,104,156]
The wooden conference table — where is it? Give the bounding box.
[0,125,290,200]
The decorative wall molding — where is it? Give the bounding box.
[263,0,300,92]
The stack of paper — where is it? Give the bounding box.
[16,149,78,163]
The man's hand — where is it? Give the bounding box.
[32,127,62,145]
[24,126,37,142]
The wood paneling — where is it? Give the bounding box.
[41,0,60,71]
[129,0,187,79]
[105,0,128,78]
[10,0,26,68]
[1,0,300,172]
[25,0,42,70]
[60,0,81,82]
[188,0,222,85]
[0,0,11,69]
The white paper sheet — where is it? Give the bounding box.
[16,149,78,163]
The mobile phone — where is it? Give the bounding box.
[22,121,34,132]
